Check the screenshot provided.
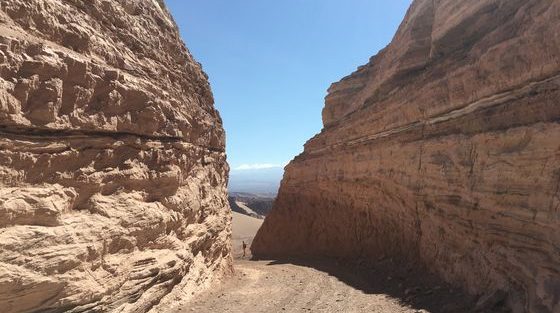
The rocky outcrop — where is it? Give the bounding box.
[252,1,560,312]
[0,1,231,312]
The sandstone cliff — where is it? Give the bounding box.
[252,1,560,312]
[0,1,231,312]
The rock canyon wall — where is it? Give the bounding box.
[0,1,231,312]
[253,0,560,312]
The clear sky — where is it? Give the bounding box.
[166,0,412,171]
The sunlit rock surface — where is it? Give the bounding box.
[0,0,231,312]
[253,1,560,312]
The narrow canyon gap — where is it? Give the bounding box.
[252,1,560,313]
[0,1,231,312]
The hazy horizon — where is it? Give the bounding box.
[228,166,284,195]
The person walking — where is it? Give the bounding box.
[242,241,247,258]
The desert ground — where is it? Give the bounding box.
[231,211,264,259]
[180,213,487,313]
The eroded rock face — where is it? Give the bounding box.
[0,1,231,312]
[252,1,560,312]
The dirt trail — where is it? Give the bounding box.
[180,213,493,313]
[179,258,490,313]
[182,260,418,313]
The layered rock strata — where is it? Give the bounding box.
[253,1,560,312]
[0,0,231,312]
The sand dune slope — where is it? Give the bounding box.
[231,212,263,258]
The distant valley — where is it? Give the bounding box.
[228,192,275,219]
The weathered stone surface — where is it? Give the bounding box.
[0,1,231,312]
[253,1,560,312]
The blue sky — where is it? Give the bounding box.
[166,0,411,171]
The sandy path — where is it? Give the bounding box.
[181,260,419,313]
[177,212,486,313]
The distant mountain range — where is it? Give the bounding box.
[228,167,284,196]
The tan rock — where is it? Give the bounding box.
[252,1,560,313]
[0,185,77,227]
[0,1,231,312]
